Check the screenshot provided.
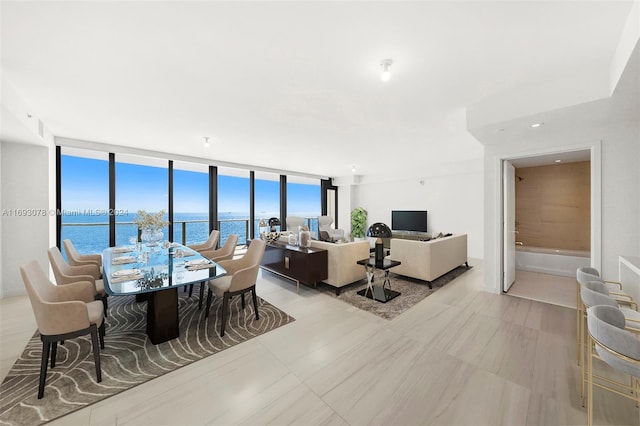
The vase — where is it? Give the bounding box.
[141,229,164,247]
[299,230,311,248]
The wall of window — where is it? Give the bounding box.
[59,148,110,257]
[115,154,168,247]
[218,167,250,246]
[173,161,209,246]
[58,146,329,254]
[287,176,321,234]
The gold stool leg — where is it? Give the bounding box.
[587,334,594,426]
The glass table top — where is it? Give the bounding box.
[102,243,226,296]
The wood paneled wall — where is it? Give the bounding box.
[515,161,590,251]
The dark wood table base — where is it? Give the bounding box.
[146,288,179,344]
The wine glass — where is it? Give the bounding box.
[129,236,137,251]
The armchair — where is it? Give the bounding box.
[48,247,108,316]
[20,260,104,399]
[190,234,239,309]
[317,216,344,241]
[286,216,306,232]
[63,239,102,276]
[188,230,220,253]
[205,239,266,336]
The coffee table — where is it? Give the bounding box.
[356,257,401,303]
[103,244,226,344]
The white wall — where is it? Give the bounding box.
[0,142,51,297]
[350,164,484,260]
[482,111,639,293]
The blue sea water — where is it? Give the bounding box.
[61,212,319,255]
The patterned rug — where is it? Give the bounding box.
[318,265,472,320]
[0,290,294,426]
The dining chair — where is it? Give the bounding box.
[575,266,635,365]
[578,280,640,405]
[63,239,102,272]
[205,239,266,337]
[586,305,640,426]
[191,234,239,309]
[48,246,109,316]
[188,230,220,253]
[20,260,105,399]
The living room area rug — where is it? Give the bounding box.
[319,265,472,320]
[0,292,294,426]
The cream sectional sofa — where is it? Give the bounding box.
[309,240,369,295]
[388,234,468,287]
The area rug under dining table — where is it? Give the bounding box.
[0,291,294,426]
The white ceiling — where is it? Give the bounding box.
[0,1,635,179]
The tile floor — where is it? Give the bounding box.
[1,260,638,425]
[507,270,577,309]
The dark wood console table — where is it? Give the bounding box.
[257,240,328,292]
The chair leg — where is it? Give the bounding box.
[198,282,205,310]
[102,295,109,318]
[241,293,245,310]
[576,283,581,365]
[189,284,194,298]
[205,288,213,318]
[221,293,230,337]
[38,341,51,399]
[252,287,259,320]
[587,335,594,426]
[90,325,102,383]
[50,342,57,368]
[99,322,106,349]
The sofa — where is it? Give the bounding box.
[309,240,369,295]
[388,234,468,287]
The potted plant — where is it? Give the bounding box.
[350,207,367,241]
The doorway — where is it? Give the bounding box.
[501,148,598,308]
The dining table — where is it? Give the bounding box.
[102,242,226,344]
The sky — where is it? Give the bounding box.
[61,155,320,215]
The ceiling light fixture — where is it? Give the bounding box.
[380,59,392,82]
[555,159,562,163]
[203,136,210,147]
[351,165,357,173]
[530,122,543,128]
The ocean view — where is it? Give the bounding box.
[61,212,319,255]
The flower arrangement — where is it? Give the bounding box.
[133,210,169,231]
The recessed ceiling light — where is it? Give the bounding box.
[351,165,357,173]
[203,137,210,147]
[530,122,544,128]
[555,159,562,163]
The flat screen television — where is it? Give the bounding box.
[391,210,428,232]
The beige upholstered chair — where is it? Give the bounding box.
[317,216,344,240]
[188,230,220,253]
[20,260,104,399]
[578,281,640,405]
[48,247,108,315]
[190,234,239,309]
[575,266,635,365]
[586,305,640,426]
[63,239,102,275]
[286,216,306,232]
[205,239,266,336]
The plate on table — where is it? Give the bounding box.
[113,255,135,262]
[112,268,141,277]
[185,259,210,267]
